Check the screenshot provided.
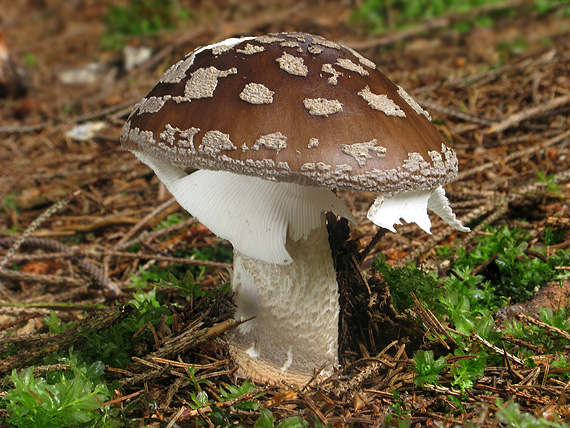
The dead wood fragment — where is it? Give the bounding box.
[419,98,495,125]
[416,410,465,424]
[287,384,329,426]
[472,332,525,366]
[100,250,231,269]
[113,197,179,249]
[411,292,455,349]
[0,269,86,287]
[486,93,570,134]
[357,227,387,264]
[0,236,118,294]
[0,305,128,375]
[0,191,79,271]
[126,318,242,374]
[115,216,197,251]
[518,313,570,342]
[455,129,570,181]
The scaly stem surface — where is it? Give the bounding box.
[229,223,339,385]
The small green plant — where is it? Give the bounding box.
[154,213,190,230]
[43,311,75,334]
[372,254,442,312]
[440,226,565,304]
[189,244,233,278]
[190,390,209,409]
[505,306,570,367]
[496,400,570,428]
[129,244,232,283]
[535,170,563,196]
[184,376,263,426]
[1,194,18,215]
[450,350,487,391]
[543,225,569,246]
[550,354,570,377]
[129,266,177,290]
[218,380,260,411]
[22,53,38,68]
[497,36,529,64]
[385,392,412,427]
[87,288,174,367]
[159,270,217,301]
[102,0,190,50]
[374,224,570,380]
[539,307,570,333]
[413,350,447,387]
[352,0,507,34]
[185,365,209,392]
[535,0,570,16]
[1,353,114,428]
[253,409,309,428]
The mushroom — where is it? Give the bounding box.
[120,32,469,385]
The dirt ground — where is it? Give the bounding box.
[1,1,570,426]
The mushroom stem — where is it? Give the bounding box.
[229,220,339,385]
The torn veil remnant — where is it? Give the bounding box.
[121,32,469,386]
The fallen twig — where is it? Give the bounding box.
[486,93,570,134]
[0,236,118,294]
[455,129,570,181]
[114,197,179,249]
[517,313,570,341]
[127,318,243,373]
[472,333,525,366]
[98,250,231,270]
[411,292,455,349]
[0,191,79,271]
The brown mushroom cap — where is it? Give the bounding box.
[121,32,457,193]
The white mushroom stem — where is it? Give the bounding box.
[132,152,355,383]
[230,222,339,383]
[367,186,470,233]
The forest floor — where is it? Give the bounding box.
[1,1,570,426]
